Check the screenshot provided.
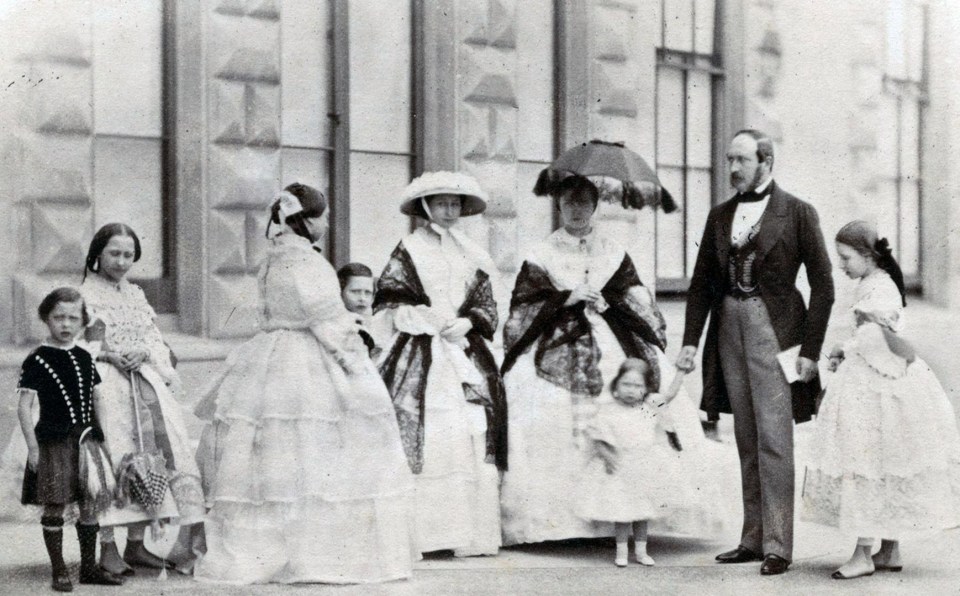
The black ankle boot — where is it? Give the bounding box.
[41,516,72,592]
[76,524,123,586]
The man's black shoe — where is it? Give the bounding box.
[715,546,762,563]
[760,554,790,575]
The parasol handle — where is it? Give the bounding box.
[130,373,146,453]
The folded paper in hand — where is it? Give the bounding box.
[776,345,802,383]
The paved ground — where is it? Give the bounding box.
[1,298,958,595]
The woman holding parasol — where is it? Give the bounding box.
[499,141,729,546]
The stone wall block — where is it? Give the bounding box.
[208,145,280,209]
[30,65,92,135]
[210,11,280,84]
[208,274,260,338]
[462,0,516,49]
[245,210,269,273]
[30,202,90,274]
[211,80,247,145]
[245,83,281,147]
[462,160,517,218]
[15,134,92,203]
[209,209,249,274]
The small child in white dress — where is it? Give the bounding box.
[802,220,960,580]
[576,358,686,567]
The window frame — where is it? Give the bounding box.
[654,0,726,294]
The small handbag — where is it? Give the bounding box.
[116,374,169,517]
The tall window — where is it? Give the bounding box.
[92,1,174,310]
[879,0,926,285]
[654,0,722,291]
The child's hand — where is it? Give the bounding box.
[121,350,150,372]
[27,447,39,471]
[827,344,844,372]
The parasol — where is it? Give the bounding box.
[533,140,677,212]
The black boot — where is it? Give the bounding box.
[41,516,72,592]
[76,524,123,586]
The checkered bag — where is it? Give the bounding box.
[115,374,170,516]
[117,451,168,513]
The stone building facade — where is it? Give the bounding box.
[0,0,957,416]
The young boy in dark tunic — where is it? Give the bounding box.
[17,287,123,592]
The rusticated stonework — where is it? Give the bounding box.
[458,0,520,275]
[205,0,283,338]
[10,1,95,343]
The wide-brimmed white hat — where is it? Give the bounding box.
[399,171,488,217]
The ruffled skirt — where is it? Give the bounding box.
[802,353,960,536]
[194,329,415,585]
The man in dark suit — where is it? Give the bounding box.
[676,129,834,576]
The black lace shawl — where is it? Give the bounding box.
[501,253,667,395]
[374,243,507,473]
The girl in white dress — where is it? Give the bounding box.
[576,358,689,567]
[80,223,205,576]
[374,171,506,557]
[193,184,416,585]
[802,220,960,580]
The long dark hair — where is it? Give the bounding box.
[836,220,906,306]
[83,223,141,281]
[267,182,327,241]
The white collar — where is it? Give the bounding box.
[754,177,773,195]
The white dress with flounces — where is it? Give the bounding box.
[802,270,960,537]
[194,234,416,585]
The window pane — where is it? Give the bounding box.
[94,137,163,279]
[686,168,711,278]
[900,99,920,179]
[348,153,412,275]
[686,70,712,168]
[906,0,925,82]
[657,68,684,167]
[656,167,685,279]
[282,0,332,148]
[349,0,412,153]
[694,0,716,55]
[899,180,920,276]
[93,0,163,136]
[516,0,554,162]
[663,0,694,51]
[886,0,906,79]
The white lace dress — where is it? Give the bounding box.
[80,274,204,527]
[194,234,416,585]
[802,270,960,536]
[575,397,704,523]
